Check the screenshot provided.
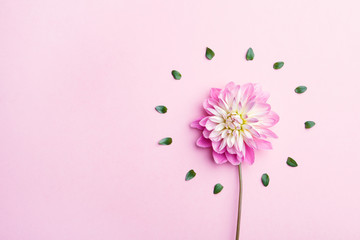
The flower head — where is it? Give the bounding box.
[191,82,279,165]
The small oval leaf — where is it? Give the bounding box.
[185,169,196,181]
[158,137,172,145]
[273,61,284,69]
[213,183,224,194]
[261,173,270,187]
[246,48,254,61]
[205,47,215,60]
[295,86,307,94]
[305,121,316,129]
[171,70,182,80]
[155,105,167,114]
[286,157,298,167]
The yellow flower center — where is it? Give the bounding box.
[225,112,247,132]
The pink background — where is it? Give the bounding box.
[1,0,360,239]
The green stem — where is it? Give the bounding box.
[236,163,242,240]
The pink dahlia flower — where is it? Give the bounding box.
[191,82,279,165]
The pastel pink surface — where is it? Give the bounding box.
[1,0,360,239]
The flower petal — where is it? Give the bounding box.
[190,118,204,130]
[247,103,271,117]
[214,123,226,132]
[256,111,279,127]
[239,83,254,105]
[231,99,240,112]
[207,98,218,107]
[254,138,272,150]
[248,128,261,138]
[226,145,237,154]
[210,88,221,99]
[206,107,221,116]
[203,99,212,110]
[212,140,226,154]
[203,129,211,138]
[209,130,222,139]
[253,84,270,102]
[258,128,278,139]
[225,152,241,165]
[268,111,280,125]
[196,136,212,148]
[218,97,230,111]
[244,144,255,164]
[246,118,259,123]
[226,134,236,147]
[199,117,209,126]
[236,152,244,163]
[213,105,227,118]
[219,138,227,151]
[235,133,244,152]
[225,81,236,90]
[205,120,218,131]
[242,101,255,114]
[209,116,224,124]
[212,151,228,164]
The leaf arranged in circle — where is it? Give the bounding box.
[246,48,254,61]
[286,157,298,167]
[213,183,224,194]
[295,86,307,94]
[305,121,316,129]
[155,105,167,114]
[171,70,182,80]
[185,169,196,181]
[273,61,284,69]
[158,137,172,145]
[261,173,270,187]
[205,47,215,60]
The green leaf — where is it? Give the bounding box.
[261,173,270,187]
[273,61,284,69]
[205,47,215,60]
[295,86,307,94]
[158,137,172,145]
[305,121,316,129]
[213,183,224,194]
[246,48,254,60]
[171,70,182,80]
[185,169,196,181]
[155,105,167,114]
[286,157,298,167]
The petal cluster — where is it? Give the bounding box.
[191,82,279,165]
